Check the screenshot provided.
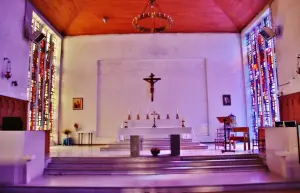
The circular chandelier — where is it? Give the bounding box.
[132,0,173,33]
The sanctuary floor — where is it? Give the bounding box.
[50,143,256,157]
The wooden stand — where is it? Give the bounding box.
[130,135,141,157]
[170,134,180,156]
[217,116,235,153]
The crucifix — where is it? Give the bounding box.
[151,111,158,128]
[143,73,161,102]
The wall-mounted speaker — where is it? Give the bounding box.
[259,27,275,41]
[32,31,46,44]
[259,26,282,41]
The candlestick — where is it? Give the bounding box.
[181,118,185,128]
[166,112,170,119]
[124,121,128,128]
[127,110,131,120]
[176,110,179,119]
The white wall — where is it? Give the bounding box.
[97,59,207,141]
[61,33,246,143]
[0,0,31,100]
[270,0,300,95]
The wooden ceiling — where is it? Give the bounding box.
[30,0,271,36]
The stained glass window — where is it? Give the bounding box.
[244,13,279,139]
[27,12,61,141]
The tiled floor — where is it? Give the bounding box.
[50,143,256,157]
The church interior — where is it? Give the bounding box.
[1,0,300,192]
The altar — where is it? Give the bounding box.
[118,119,194,140]
[119,126,193,138]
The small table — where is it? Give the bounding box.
[77,131,94,145]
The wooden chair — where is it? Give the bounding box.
[215,128,235,150]
[228,127,250,151]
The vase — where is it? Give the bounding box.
[152,152,159,157]
[151,151,160,157]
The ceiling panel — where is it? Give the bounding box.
[30,0,271,36]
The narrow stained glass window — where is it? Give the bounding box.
[244,13,279,139]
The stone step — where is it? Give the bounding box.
[3,181,300,193]
[46,153,266,175]
[50,154,261,163]
[44,165,267,175]
[48,159,263,169]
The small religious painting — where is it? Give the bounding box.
[223,95,231,106]
[73,98,83,110]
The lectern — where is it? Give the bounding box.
[217,116,235,153]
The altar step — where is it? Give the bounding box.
[101,138,208,151]
[44,154,267,175]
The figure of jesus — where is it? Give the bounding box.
[143,73,161,102]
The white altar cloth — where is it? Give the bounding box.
[118,127,193,140]
[126,120,182,128]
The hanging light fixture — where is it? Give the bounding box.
[132,0,173,33]
[3,57,12,80]
[297,54,300,74]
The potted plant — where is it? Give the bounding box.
[62,129,72,146]
[151,147,160,157]
[63,128,72,137]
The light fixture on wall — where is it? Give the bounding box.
[11,81,18,87]
[3,57,12,80]
[132,0,173,33]
[297,54,300,75]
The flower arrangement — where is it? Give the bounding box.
[74,123,79,131]
[63,128,72,136]
[151,147,160,157]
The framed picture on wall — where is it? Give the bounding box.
[223,95,231,106]
[73,98,83,110]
